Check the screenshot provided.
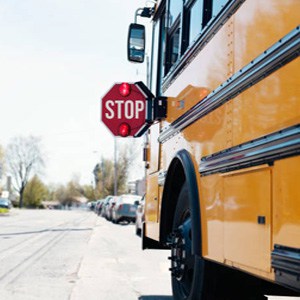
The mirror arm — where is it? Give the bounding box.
[135,8,144,23]
[134,7,154,23]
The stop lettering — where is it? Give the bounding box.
[104,100,145,120]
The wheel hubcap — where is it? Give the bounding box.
[169,218,192,284]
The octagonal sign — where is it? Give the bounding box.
[101,82,147,137]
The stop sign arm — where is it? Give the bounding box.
[134,81,167,137]
[132,81,154,137]
[135,81,154,123]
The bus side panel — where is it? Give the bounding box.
[232,60,300,146]
[273,156,300,249]
[223,167,272,273]
[146,173,159,223]
[148,123,161,174]
[234,0,300,72]
[200,174,224,262]
[145,122,161,241]
[233,0,300,144]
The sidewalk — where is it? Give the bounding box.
[70,215,173,300]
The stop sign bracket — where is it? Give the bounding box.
[133,82,167,137]
[135,81,154,123]
[153,96,167,121]
[132,81,154,137]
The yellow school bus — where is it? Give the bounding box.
[126,0,300,298]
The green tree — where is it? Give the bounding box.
[23,175,48,208]
[93,140,139,197]
[82,184,96,201]
[57,179,82,207]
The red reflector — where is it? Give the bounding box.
[118,123,131,137]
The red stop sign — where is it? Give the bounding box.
[101,83,147,137]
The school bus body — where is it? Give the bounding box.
[143,0,300,292]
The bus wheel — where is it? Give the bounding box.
[169,183,209,300]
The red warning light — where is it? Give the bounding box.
[118,123,131,137]
[119,82,131,97]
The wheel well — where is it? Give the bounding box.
[159,157,186,245]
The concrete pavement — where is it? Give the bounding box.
[70,215,173,300]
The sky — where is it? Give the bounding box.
[0,0,151,186]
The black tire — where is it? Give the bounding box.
[170,183,215,300]
[136,226,141,236]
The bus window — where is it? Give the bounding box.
[158,12,166,95]
[169,0,181,27]
[169,27,180,66]
[164,0,214,75]
[165,0,182,74]
[212,0,229,17]
[189,0,204,45]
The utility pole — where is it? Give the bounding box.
[114,137,117,196]
[146,55,150,87]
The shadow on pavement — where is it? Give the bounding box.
[138,296,173,300]
[0,227,93,236]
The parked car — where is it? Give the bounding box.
[135,195,145,236]
[112,194,141,224]
[88,201,96,211]
[0,198,12,213]
[106,196,117,221]
[94,199,104,215]
[100,196,114,218]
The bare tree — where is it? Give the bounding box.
[5,136,44,208]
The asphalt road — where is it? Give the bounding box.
[0,209,173,300]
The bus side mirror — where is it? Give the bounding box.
[127,23,145,63]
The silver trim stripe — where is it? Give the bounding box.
[199,125,300,176]
[158,26,300,143]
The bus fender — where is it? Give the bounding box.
[159,149,202,256]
